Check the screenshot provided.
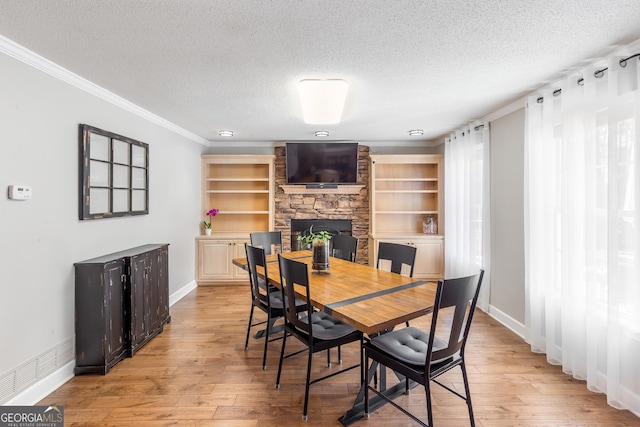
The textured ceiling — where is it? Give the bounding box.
[2,0,640,146]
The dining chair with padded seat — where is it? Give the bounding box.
[328,233,358,366]
[250,231,282,255]
[376,241,417,277]
[363,270,485,427]
[377,241,417,327]
[331,233,358,262]
[275,254,364,422]
[244,244,305,370]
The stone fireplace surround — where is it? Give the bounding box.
[273,145,370,263]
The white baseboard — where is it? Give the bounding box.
[487,304,526,339]
[2,281,198,406]
[4,361,74,406]
[170,280,197,307]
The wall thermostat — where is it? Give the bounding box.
[8,185,32,200]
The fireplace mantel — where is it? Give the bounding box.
[280,184,364,195]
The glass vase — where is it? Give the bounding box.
[312,238,330,273]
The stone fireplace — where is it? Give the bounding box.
[274,145,370,263]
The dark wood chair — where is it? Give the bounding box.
[275,254,363,422]
[364,270,485,426]
[250,231,282,255]
[376,241,417,277]
[243,244,304,369]
[331,233,358,262]
[329,233,359,364]
[377,241,417,327]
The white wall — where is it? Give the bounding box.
[0,50,204,401]
[489,108,526,325]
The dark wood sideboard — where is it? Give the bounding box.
[74,244,171,375]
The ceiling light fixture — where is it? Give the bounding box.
[218,130,234,137]
[408,129,424,136]
[314,130,330,137]
[298,79,348,124]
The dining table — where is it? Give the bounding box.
[232,249,438,426]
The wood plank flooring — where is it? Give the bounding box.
[40,285,640,426]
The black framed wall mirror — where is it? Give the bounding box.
[79,124,149,220]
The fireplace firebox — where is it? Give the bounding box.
[290,219,352,251]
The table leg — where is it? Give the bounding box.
[338,361,417,426]
[253,318,284,339]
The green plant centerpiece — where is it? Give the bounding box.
[298,226,332,273]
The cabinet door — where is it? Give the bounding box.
[197,239,234,281]
[146,250,162,333]
[105,261,126,363]
[157,245,170,324]
[145,246,170,331]
[232,239,250,279]
[129,254,148,349]
[412,239,444,279]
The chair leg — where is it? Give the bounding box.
[303,348,313,421]
[338,345,342,363]
[275,329,287,389]
[244,305,255,350]
[262,314,272,370]
[327,349,331,367]
[425,379,434,427]
[364,351,370,417]
[460,361,475,427]
[359,337,364,385]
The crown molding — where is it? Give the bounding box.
[0,35,210,146]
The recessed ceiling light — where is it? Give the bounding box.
[315,130,330,137]
[219,130,234,137]
[298,79,349,124]
[408,129,424,136]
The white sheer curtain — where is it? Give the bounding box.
[444,121,491,310]
[525,51,640,415]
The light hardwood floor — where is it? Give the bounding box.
[40,285,640,426]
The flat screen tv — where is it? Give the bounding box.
[286,142,359,184]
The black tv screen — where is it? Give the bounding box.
[286,142,359,184]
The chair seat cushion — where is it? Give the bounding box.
[369,327,448,366]
[266,290,305,310]
[300,311,357,340]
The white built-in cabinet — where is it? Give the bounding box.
[195,155,274,284]
[368,154,444,280]
[196,238,250,282]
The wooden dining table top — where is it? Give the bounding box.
[232,250,437,335]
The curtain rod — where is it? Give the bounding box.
[450,124,485,139]
[536,52,640,104]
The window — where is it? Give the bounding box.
[79,124,149,220]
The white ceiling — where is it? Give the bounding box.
[2,1,640,146]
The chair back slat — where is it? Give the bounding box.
[250,231,282,255]
[376,242,417,277]
[331,233,358,262]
